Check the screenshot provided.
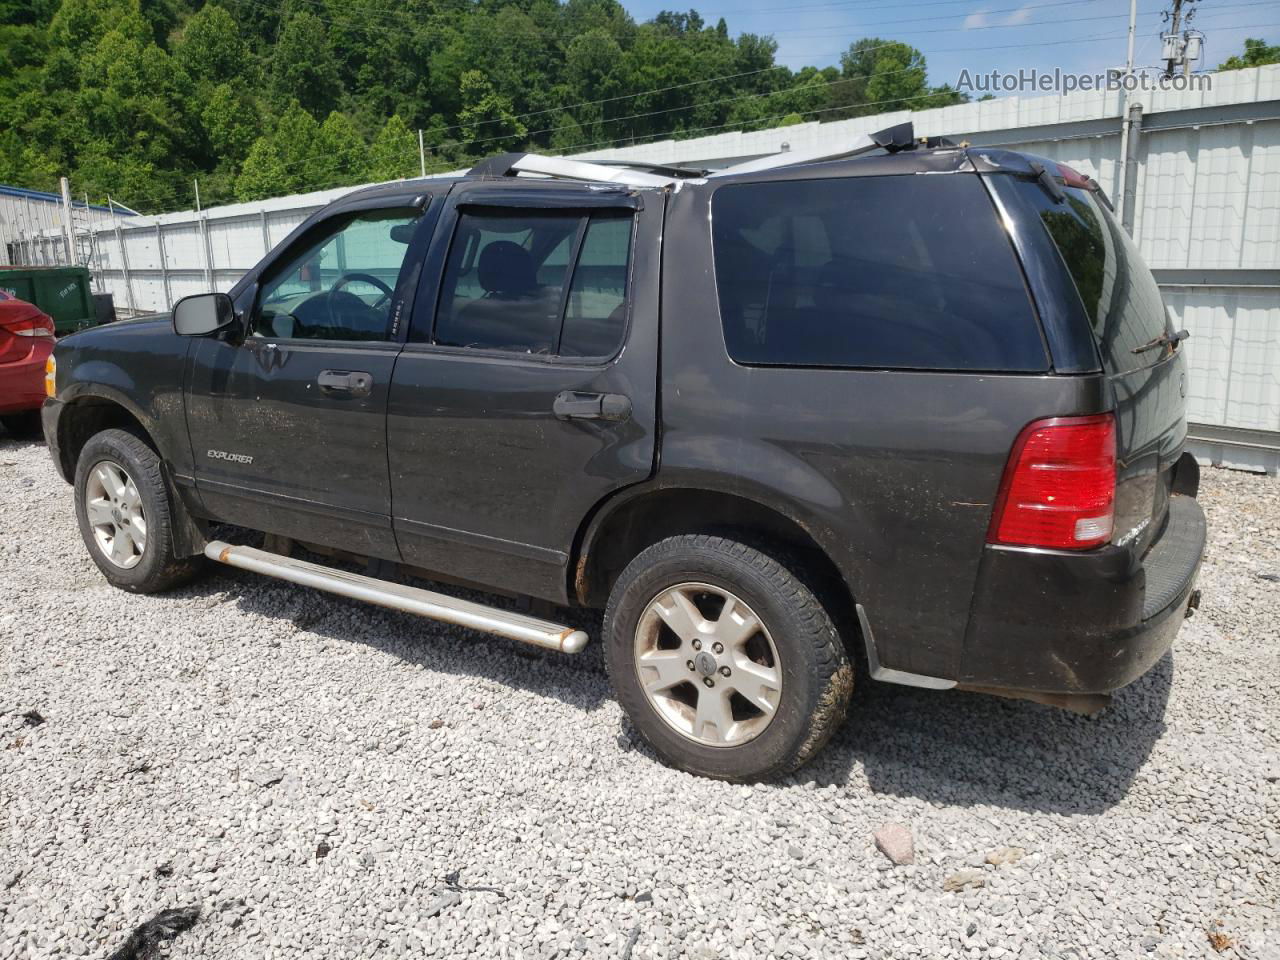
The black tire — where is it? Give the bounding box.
[73,428,203,593]
[603,534,852,781]
[1,410,42,440]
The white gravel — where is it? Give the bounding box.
[2,431,1278,959]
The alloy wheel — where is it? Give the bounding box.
[633,582,782,746]
[84,461,147,569]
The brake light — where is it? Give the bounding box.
[1,314,55,338]
[1055,162,1092,190]
[988,414,1116,550]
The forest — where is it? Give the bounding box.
[0,0,975,211]
[2,2,1274,213]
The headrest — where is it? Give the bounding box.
[478,240,537,298]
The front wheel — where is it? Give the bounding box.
[74,428,203,593]
[603,535,853,781]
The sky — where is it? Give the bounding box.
[619,0,1277,87]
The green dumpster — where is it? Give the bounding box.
[0,265,97,335]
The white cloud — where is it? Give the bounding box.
[1005,4,1035,25]
[963,4,1035,30]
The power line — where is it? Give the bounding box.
[429,30,1134,153]
[424,21,1163,146]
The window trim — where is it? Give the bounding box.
[413,200,637,364]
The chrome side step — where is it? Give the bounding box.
[204,540,589,654]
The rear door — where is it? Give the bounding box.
[993,171,1188,553]
[387,182,662,602]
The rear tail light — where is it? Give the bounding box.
[987,414,1116,550]
[2,314,55,338]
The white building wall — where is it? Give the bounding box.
[8,64,1280,465]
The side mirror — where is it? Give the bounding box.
[173,292,236,337]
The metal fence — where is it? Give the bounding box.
[4,64,1279,471]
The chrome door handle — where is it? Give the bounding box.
[318,370,373,397]
[553,391,631,422]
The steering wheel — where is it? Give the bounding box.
[332,272,395,309]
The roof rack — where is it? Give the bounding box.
[591,160,711,179]
[466,152,680,188]
[465,122,955,188]
[709,122,918,178]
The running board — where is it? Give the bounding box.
[204,541,589,654]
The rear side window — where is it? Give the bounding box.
[1029,185,1169,374]
[710,175,1047,371]
[431,209,631,358]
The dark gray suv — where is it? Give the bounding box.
[43,128,1206,780]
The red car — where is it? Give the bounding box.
[0,290,55,438]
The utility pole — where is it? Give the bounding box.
[59,176,76,266]
[418,129,427,179]
[1117,0,1139,230]
[1163,0,1200,77]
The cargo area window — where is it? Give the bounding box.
[710,175,1048,371]
[432,209,632,358]
[1028,185,1171,375]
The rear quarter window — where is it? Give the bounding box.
[710,174,1048,371]
[1026,184,1170,375]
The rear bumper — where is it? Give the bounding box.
[960,494,1206,694]
[0,340,52,413]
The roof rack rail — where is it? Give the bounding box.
[709,122,919,178]
[591,160,710,179]
[466,152,680,188]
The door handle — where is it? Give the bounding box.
[318,369,373,397]
[553,391,631,422]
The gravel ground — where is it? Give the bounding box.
[2,431,1278,960]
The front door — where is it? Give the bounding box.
[387,182,662,601]
[186,205,429,557]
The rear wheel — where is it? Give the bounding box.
[74,429,202,593]
[1,410,42,439]
[603,535,852,781]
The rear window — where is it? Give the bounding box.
[710,175,1047,371]
[1027,184,1170,374]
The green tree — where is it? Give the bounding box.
[315,111,368,187]
[174,4,249,89]
[1217,37,1280,70]
[201,82,259,161]
[270,11,342,117]
[457,70,527,154]
[368,114,418,182]
[235,136,289,202]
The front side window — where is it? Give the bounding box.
[255,210,421,342]
[711,175,1048,371]
[432,209,632,358]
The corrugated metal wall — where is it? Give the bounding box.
[8,64,1280,469]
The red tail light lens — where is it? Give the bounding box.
[988,414,1116,550]
[1,314,55,338]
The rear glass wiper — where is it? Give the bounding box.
[1132,328,1189,354]
[1027,161,1065,204]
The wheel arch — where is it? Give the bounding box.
[55,389,160,482]
[572,483,858,648]
[58,391,208,558]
